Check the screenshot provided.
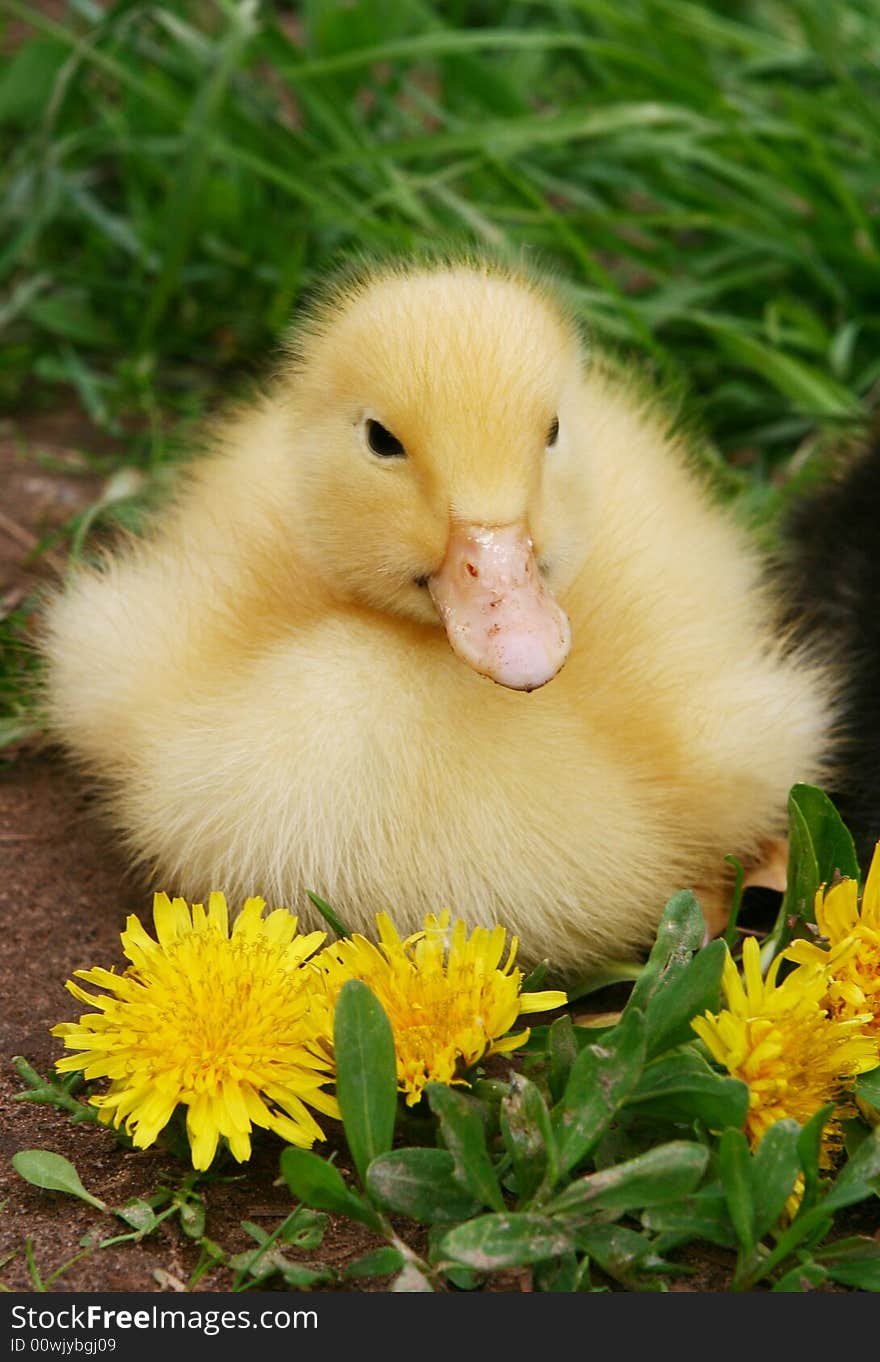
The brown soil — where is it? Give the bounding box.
[0,413,875,1296]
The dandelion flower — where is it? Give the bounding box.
[52,893,339,1170]
[784,841,880,1042]
[691,936,876,1165]
[318,909,567,1105]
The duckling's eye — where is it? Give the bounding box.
[546,416,560,449]
[367,419,406,459]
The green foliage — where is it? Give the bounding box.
[279,1146,381,1231]
[6,1142,341,1291]
[555,1004,646,1174]
[11,1055,103,1128]
[273,791,880,1291]
[11,1150,107,1211]
[0,603,43,750]
[333,978,398,1185]
[2,0,877,467]
[227,1208,336,1289]
[9,783,880,1291]
[763,781,863,963]
[367,1148,484,1224]
[625,1051,748,1129]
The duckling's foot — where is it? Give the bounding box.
[740,837,789,896]
[695,836,790,944]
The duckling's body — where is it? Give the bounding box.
[41,260,834,974]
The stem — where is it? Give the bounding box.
[231,1217,290,1291]
[24,1240,45,1292]
[99,1203,179,1249]
[723,857,745,950]
[735,1206,828,1289]
[12,1056,99,1125]
[45,1248,95,1287]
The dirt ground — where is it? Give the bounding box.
[0,413,875,1295]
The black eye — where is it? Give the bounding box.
[546,416,559,448]
[367,419,406,458]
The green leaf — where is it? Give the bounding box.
[0,36,68,126]
[643,939,726,1058]
[771,1260,828,1292]
[25,290,115,348]
[843,1118,871,1160]
[703,325,862,417]
[643,1188,737,1250]
[278,1206,328,1250]
[750,1119,802,1240]
[177,1196,205,1240]
[426,1225,480,1291]
[279,1147,381,1231]
[625,891,707,1017]
[772,785,860,959]
[520,959,551,992]
[334,979,398,1186]
[500,1071,559,1206]
[555,1005,647,1174]
[822,1126,880,1213]
[343,1246,404,1280]
[547,1013,579,1102]
[546,1141,710,1220]
[441,1213,574,1271]
[815,1237,880,1290]
[796,1103,834,1212]
[718,1128,755,1253]
[241,1221,271,1246]
[790,784,859,885]
[533,1251,580,1292]
[425,1084,505,1212]
[777,792,820,939]
[114,1199,158,1234]
[366,1148,483,1225]
[306,889,351,939]
[855,1066,880,1119]
[626,1049,748,1129]
[280,1262,336,1289]
[575,1223,679,1285]
[11,1151,107,1211]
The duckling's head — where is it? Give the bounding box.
[282,258,591,691]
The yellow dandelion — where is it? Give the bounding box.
[318,909,567,1105]
[691,936,876,1166]
[784,841,880,1043]
[52,892,339,1170]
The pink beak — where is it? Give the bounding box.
[428,522,571,692]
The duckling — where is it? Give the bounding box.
[40,256,835,976]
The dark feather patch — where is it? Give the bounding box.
[782,435,880,865]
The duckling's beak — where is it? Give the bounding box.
[427,521,571,691]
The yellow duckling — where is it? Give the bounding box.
[40,256,834,975]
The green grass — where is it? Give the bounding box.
[3,0,879,465]
[4,0,879,739]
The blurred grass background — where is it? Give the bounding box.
[2,0,880,740]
